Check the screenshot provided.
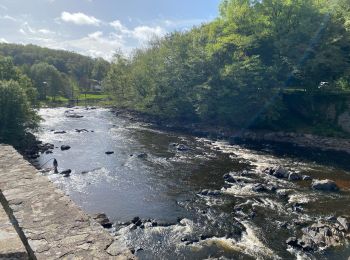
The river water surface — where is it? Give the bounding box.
[35,107,350,259]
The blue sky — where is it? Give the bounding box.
[0,0,221,59]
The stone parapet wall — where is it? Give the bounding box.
[0,203,28,259]
[0,145,135,260]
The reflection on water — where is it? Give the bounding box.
[35,107,350,259]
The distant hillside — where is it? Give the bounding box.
[0,43,109,81]
[0,43,110,100]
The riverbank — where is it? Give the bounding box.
[111,107,350,156]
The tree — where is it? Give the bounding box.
[0,80,39,143]
[92,58,110,82]
[30,62,65,100]
[103,52,134,107]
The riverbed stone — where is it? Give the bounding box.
[288,172,302,181]
[0,144,135,259]
[272,166,289,179]
[312,179,339,192]
[60,145,71,151]
[337,217,350,231]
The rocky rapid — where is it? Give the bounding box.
[32,107,350,259]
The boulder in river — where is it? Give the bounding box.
[286,237,301,248]
[177,144,190,151]
[252,183,268,193]
[302,175,312,181]
[264,166,290,179]
[288,172,302,181]
[287,217,350,252]
[312,179,339,192]
[75,129,89,133]
[272,166,290,179]
[223,173,236,183]
[60,145,71,151]
[131,216,143,227]
[54,131,66,134]
[337,216,350,231]
[199,189,221,196]
[65,113,84,118]
[137,153,148,159]
[93,213,113,228]
[60,169,71,177]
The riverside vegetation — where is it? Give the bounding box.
[104,0,350,135]
[2,0,350,147]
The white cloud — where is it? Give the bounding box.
[18,22,56,39]
[0,38,8,43]
[38,29,55,35]
[110,20,166,43]
[110,20,129,33]
[19,28,26,35]
[88,31,103,39]
[43,31,127,60]
[0,15,17,22]
[132,26,165,42]
[61,11,100,26]
[5,15,208,61]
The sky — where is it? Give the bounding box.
[0,0,221,60]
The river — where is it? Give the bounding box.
[35,107,350,259]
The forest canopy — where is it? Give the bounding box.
[104,0,350,130]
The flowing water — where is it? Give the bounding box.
[35,107,350,260]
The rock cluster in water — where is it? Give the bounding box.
[287,216,350,252]
[93,213,113,228]
[24,140,54,160]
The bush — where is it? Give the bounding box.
[0,80,39,144]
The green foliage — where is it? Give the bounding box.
[0,55,39,144]
[103,0,350,131]
[0,80,39,143]
[30,62,67,100]
[0,43,110,101]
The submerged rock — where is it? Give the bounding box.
[54,131,66,134]
[288,172,302,181]
[75,129,89,133]
[199,189,221,196]
[223,173,236,183]
[303,175,312,181]
[65,113,84,118]
[286,237,301,248]
[176,144,190,151]
[272,166,290,179]
[312,179,339,192]
[276,189,289,199]
[131,216,141,224]
[252,183,268,193]
[137,153,148,159]
[60,145,71,151]
[264,166,290,179]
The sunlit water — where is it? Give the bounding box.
[35,107,350,259]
